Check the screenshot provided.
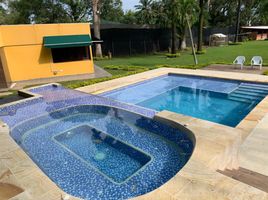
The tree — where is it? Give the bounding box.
[6,0,69,24]
[234,0,242,42]
[92,0,102,57]
[121,10,137,24]
[176,0,198,50]
[160,0,197,53]
[101,0,124,22]
[0,0,7,24]
[208,0,236,27]
[260,0,268,24]
[197,0,204,52]
[135,0,155,24]
[61,0,91,22]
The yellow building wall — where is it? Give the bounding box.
[0,23,94,82]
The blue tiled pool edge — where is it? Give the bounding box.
[102,74,268,127]
[0,83,196,200]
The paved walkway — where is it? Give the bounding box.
[239,113,268,176]
[203,64,267,75]
[10,65,111,90]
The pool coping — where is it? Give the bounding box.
[0,68,268,199]
[78,68,268,199]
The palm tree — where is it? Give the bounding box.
[234,0,242,43]
[176,0,198,50]
[92,0,102,57]
[162,0,197,53]
[135,0,154,24]
[197,0,204,52]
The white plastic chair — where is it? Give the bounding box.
[233,56,246,69]
[251,56,263,70]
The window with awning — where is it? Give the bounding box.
[43,35,92,63]
[43,34,92,49]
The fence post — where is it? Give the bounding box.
[129,40,132,56]
[144,40,146,54]
[111,40,115,56]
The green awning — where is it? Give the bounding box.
[43,34,92,48]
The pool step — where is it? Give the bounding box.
[228,96,252,103]
[229,93,262,101]
[238,88,268,94]
[241,83,268,90]
[218,167,268,193]
[229,83,268,103]
[240,85,268,92]
[234,90,266,98]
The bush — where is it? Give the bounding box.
[155,64,206,69]
[228,41,243,45]
[103,65,148,71]
[263,71,268,75]
[165,53,181,58]
[93,56,110,61]
[196,49,207,55]
[62,70,149,89]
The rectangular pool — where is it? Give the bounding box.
[102,74,268,127]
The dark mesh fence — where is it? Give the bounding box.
[91,28,171,57]
[91,26,236,57]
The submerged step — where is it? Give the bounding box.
[234,90,267,98]
[228,96,252,103]
[238,88,268,95]
[229,93,262,101]
[241,83,268,89]
[240,85,268,92]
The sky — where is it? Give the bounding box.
[122,0,140,11]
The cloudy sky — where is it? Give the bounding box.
[122,0,140,11]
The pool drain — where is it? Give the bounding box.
[94,152,106,160]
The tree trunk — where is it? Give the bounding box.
[171,21,176,54]
[197,0,204,52]
[92,0,102,57]
[234,0,242,43]
[180,28,187,50]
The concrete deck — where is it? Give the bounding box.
[10,65,111,90]
[203,64,267,75]
[239,113,268,176]
[1,68,268,200]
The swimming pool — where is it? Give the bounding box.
[10,104,194,200]
[102,74,268,127]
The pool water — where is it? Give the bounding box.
[54,125,151,183]
[138,86,256,127]
[11,105,194,200]
[103,74,268,127]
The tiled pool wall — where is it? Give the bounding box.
[10,104,194,200]
[11,104,195,156]
[0,85,156,128]
[0,84,195,200]
[54,124,152,184]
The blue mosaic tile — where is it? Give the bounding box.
[0,85,194,200]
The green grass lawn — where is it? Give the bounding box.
[96,40,268,68]
[62,40,268,88]
[2,41,267,101]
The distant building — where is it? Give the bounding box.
[0,23,94,88]
[241,26,268,40]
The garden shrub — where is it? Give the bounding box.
[165,53,181,58]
